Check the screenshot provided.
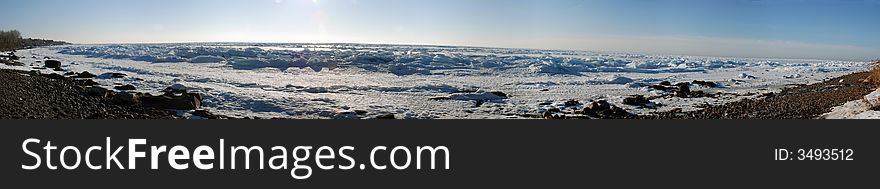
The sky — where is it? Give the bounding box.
[0,0,879,60]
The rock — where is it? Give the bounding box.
[674,83,691,98]
[44,59,61,69]
[112,92,139,105]
[660,81,672,86]
[141,92,203,110]
[84,86,112,98]
[435,92,509,101]
[114,85,136,91]
[623,95,652,107]
[605,76,635,84]
[587,100,612,112]
[564,100,581,107]
[375,114,396,119]
[63,72,76,76]
[582,100,634,119]
[73,71,97,79]
[41,73,66,80]
[650,85,668,91]
[52,67,64,71]
[100,72,127,79]
[692,80,718,88]
[739,73,757,79]
[75,79,100,86]
[192,110,219,119]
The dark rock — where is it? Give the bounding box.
[111,92,139,105]
[114,85,136,91]
[192,110,219,119]
[675,84,691,98]
[84,86,112,98]
[73,71,97,79]
[623,95,653,107]
[44,59,61,69]
[52,67,64,71]
[660,81,672,86]
[650,85,668,91]
[539,89,550,92]
[693,80,718,88]
[41,73,66,80]
[75,79,100,86]
[564,100,581,107]
[582,100,634,119]
[101,72,127,79]
[375,114,396,119]
[141,92,203,110]
[64,72,76,76]
[489,91,509,98]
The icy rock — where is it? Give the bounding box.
[739,73,757,79]
[605,76,635,85]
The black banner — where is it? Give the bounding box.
[2,120,877,188]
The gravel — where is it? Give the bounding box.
[0,69,176,119]
[645,72,877,119]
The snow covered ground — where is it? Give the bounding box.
[3,43,871,119]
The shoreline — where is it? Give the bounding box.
[1,66,874,119]
[2,46,876,119]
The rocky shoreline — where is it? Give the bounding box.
[3,49,877,119]
[643,72,878,119]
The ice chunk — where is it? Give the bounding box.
[190,55,226,63]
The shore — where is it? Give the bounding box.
[644,71,878,119]
[0,69,175,119]
[2,66,875,119]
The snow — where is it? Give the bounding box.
[8,43,870,119]
[824,89,880,119]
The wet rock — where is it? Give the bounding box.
[659,81,672,86]
[44,59,61,69]
[114,85,136,91]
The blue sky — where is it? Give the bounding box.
[1,0,878,60]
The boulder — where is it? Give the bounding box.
[73,71,97,79]
[44,59,62,69]
[142,92,203,110]
[112,92,139,105]
[114,85,136,91]
[692,80,718,88]
[100,72,127,79]
[84,86,112,98]
[623,95,655,108]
